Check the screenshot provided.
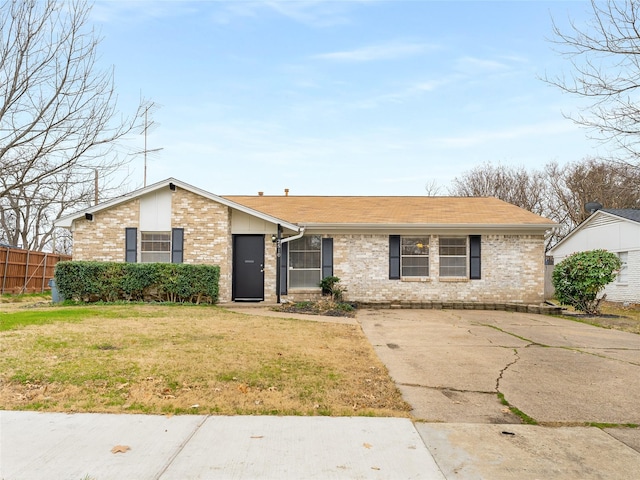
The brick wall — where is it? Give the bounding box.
[72,199,140,261]
[604,249,640,304]
[71,188,235,302]
[71,191,548,305]
[263,238,278,303]
[171,188,233,302]
[283,233,546,305]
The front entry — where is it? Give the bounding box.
[232,235,265,301]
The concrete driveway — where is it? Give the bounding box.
[358,308,640,479]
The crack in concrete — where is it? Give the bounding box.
[467,327,495,344]
[558,346,640,367]
[495,347,525,393]
[397,382,495,395]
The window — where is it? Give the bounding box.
[439,237,467,277]
[289,235,322,288]
[617,252,628,284]
[141,232,171,263]
[401,237,429,277]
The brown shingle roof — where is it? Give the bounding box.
[223,195,555,226]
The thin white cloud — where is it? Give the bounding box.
[208,0,358,27]
[92,1,354,27]
[436,120,580,148]
[455,56,511,74]
[353,76,461,109]
[314,41,437,62]
[264,0,353,27]
[91,1,197,23]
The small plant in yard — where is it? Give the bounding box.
[276,298,356,318]
[275,277,355,317]
[319,276,345,302]
[552,249,622,315]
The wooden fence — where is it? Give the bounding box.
[0,246,71,294]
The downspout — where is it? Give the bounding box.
[275,224,282,304]
[276,226,305,304]
[279,226,305,245]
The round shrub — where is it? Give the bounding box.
[552,249,621,315]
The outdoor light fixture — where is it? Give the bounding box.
[169,182,176,191]
[85,213,93,221]
[271,234,277,243]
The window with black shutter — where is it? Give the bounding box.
[125,228,137,263]
[389,235,400,279]
[469,235,481,280]
[322,238,333,279]
[172,228,184,263]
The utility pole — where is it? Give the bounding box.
[94,169,99,205]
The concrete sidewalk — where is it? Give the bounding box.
[0,411,444,479]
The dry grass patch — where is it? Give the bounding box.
[558,301,640,334]
[0,304,409,417]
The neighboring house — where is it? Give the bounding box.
[55,178,556,305]
[548,209,640,304]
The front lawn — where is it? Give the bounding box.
[0,303,409,416]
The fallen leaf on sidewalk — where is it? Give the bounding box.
[363,443,373,449]
[111,445,131,454]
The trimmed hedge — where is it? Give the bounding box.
[55,261,220,304]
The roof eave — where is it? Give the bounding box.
[54,177,301,232]
[300,222,556,232]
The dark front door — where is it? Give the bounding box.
[233,235,265,301]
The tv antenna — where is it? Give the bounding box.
[136,99,163,186]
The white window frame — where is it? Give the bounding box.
[439,237,468,278]
[140,231,171,263]
[617,251,628,284]
[401,236,429,277]
[288,235,322,289]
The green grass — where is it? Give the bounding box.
[587,422,639,429]
[0,292,51,302]
[0,303,201,331]
[0,308,98,331]
[497,392,538,425]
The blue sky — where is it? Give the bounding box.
[91,0,601,196]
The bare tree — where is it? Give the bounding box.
[0,0,142,199]
[546,0,640,166]
[0,169,95,250]
[449,162,549,215]
[546,158,640,231]
[449,158,640,248]
[424,179,443,196]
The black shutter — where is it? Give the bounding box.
[172,228,184,263]
[322,238,333,279]
[389,235,400,279]
[470,235,481,280]
[280,242,288,295]
[125,228,137,263]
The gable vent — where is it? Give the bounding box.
[587,215,619,229]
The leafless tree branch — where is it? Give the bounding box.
[545,0,640,165]
[0,0,144,250]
